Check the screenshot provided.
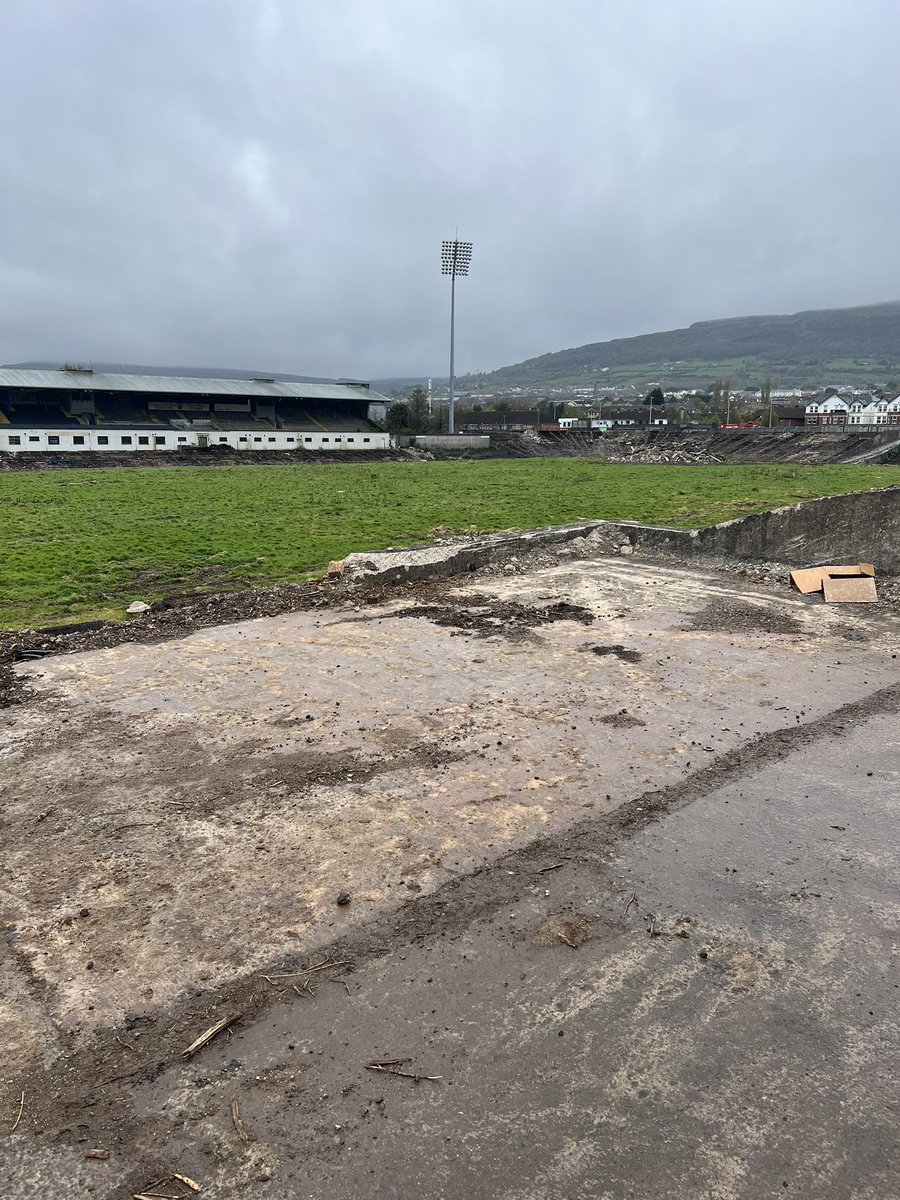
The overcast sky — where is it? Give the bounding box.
[1,0,898,379]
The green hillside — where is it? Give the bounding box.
[463,301,900,391]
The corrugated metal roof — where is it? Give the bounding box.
[0,368,389,404]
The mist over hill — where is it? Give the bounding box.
[461,301,900,391]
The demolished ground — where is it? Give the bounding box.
[1,524,898,1199]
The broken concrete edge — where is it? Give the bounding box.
[337,484,900,586]
[340,521,614,585]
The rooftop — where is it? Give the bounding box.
[0,367,388,403]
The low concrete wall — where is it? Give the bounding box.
[414,435,490,450]
[342,486,900,584]
[620,485,900,574]
[343,522,609,584]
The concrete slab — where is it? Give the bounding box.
[1,555,897,1197]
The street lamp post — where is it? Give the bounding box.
[441,238,473,435]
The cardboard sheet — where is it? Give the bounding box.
[790,563,877,596]
[821,575,878,603]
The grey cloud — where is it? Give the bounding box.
[1,0,898,378]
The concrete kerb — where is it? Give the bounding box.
[340,485,900,585]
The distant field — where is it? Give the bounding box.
[1,460,897,629]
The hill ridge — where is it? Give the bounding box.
[463,300,900,390]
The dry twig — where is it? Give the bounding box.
[9,1090,24,1133]
[557,931,577,949]
[364,1060,441,1082]
[231,1097,252,1145]
[623,891,637,914]
[182,1013,241,1059]
[537,862,565,874]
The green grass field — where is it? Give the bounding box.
[1,461,897,629]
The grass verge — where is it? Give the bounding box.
[1,460,896,629]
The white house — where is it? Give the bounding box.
[805,396,849,428]
[847,396,900,428]
[806,393,900,430]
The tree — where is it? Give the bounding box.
[386,403,409,432]
[644,386,664,406]
[407,387,430,433]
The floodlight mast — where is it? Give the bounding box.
[441,238,473,434]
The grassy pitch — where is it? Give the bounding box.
[1,459,896,629]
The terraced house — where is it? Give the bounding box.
[805,393,900,429]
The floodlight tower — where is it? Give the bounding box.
[441,238,473,434]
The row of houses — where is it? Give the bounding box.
[804,394,900,428]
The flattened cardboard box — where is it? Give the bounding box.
[821,575,878,604]
[790,563,876,602]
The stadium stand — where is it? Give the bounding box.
[0,369,391,453]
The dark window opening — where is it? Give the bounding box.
[48,435,60,445]
[268,436,276,442]
[29,435,40,442]
[347,437,354,443]
[177,436,187,443]
[9,435,21,445]
[97,435,109,445]
[304,436,312,443]
[219,436,228,442]
[286,436,295,443]
[363,437,371,443]
[156,436,165,445]
[121,436,133,445]
[322,437,329,443]
[138,436,149,445]
[73,435,85,445]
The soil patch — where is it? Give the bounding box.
[529,910,624,949]
[684,599,805,636]
[585,643,643,663]
[392,596,595,640]
[599,711,647,728]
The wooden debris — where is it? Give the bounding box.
[556,931,577,949]
[623,891,637,914]
[364,1059,441,1082]
[182,1013,241,1059]
[9,1090,24,1133]
[231,1096,252,1145]
[536,862,565,874]
[260,951,350,997]
[85,1148,109,1160]
[133,1172,202,1200]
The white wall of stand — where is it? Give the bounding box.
[0,429,392,453]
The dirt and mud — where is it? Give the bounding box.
[1,537,899,1198]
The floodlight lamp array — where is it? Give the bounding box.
[441,239,473,276]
